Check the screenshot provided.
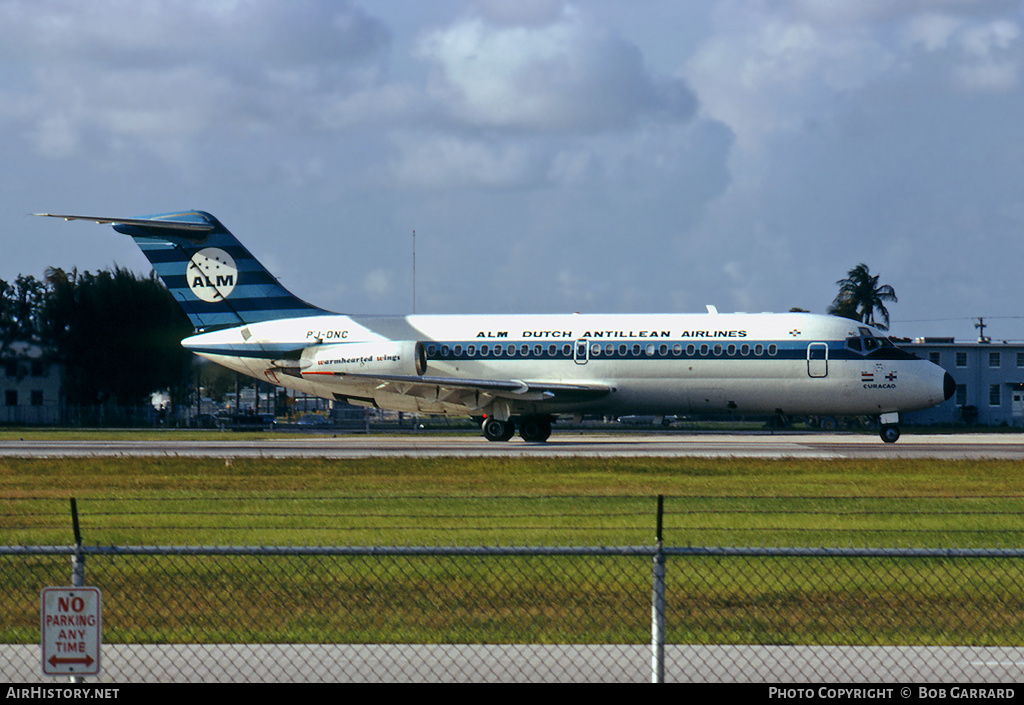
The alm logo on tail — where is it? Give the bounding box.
[188,248,238,302]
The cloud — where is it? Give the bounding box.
[905,13,964,52]
[414,8,696,133]
[382,3,706,194]
[389,133,542,189]
[687,1,1023,150]
[686,11,896,150]
[953,20,1021,91]
[470,0,568,27]
[0,0,392,161]
[361,268,393,299]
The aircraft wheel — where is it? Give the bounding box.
[482,418,515,442]
[880,425,901,444]
[519,417,552,443]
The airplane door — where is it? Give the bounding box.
[574,339,590,365]
[807,343,828,378]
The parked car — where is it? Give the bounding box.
[221,411,276,431]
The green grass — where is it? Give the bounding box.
[5,456,1024,546]
[5,455,1024,645]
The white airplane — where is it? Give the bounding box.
[39,210,954,443]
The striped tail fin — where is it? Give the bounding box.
[37,210,329,330]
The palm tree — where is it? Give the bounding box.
[828,263,898,330]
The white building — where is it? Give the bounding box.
[1,343,62,424]
[902,338,1024,427]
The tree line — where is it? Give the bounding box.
[0,267,194,409]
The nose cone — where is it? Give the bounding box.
[943,372,956,402]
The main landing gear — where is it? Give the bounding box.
[481,416,553,443]
[481,417,516,442]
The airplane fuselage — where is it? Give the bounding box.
[185,310,954,428]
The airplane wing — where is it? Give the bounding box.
[303,370,611,404]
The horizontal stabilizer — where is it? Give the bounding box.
[35,213,215,234]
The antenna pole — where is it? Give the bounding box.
[412,229,416,315]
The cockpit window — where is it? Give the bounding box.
[846,329,915,360]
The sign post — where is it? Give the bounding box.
[41,587,102,678]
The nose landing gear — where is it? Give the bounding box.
[878,412,901,443]
[879,425,901,443]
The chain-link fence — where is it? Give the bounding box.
[4,543,1024,682]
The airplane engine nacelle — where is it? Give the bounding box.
[306,340,427,377]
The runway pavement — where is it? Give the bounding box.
[5,642,1024,682]
[1,431,1024,459]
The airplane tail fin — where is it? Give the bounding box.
[37,210,329,330]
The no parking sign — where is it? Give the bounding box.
[41,587,102,677]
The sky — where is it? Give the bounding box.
[3,0,1024,342]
